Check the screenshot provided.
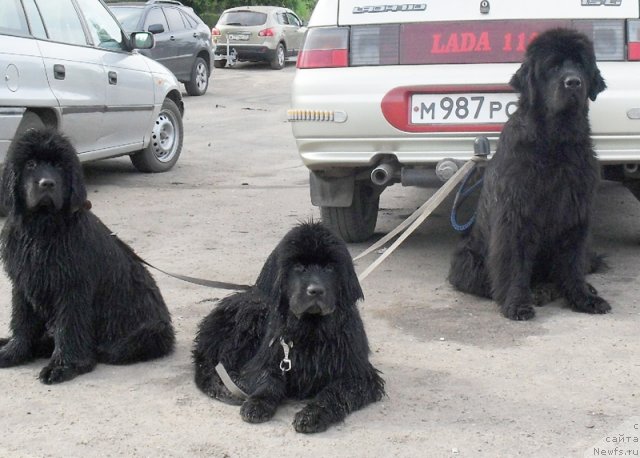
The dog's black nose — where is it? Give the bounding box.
[306,284,325,297]
[564,75,582,90]
[38,178,55,190]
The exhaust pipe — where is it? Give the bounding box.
[624,163,639,174]
[371,163,398,186]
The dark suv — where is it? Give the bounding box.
[109,0,213,96]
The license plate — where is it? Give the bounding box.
[227,33,249,41]
[410,93,518,125]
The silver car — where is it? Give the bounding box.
[290,0,640,242]
[0,0,184,174]
[212,6,305,70]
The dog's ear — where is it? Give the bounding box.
[588,66,606,101]
[509,60,534,106]
[337,249,364,306]
[68,160,87,213]
[255,249,282,304]
[0,162,17,213]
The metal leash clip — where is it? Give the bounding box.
[279,337,293,374]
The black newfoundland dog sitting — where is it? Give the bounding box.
[193,222,384,433]
[449,28,610,320]
[0,129,175,384]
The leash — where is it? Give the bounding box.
[450,165,484,232]
[215,336,294,400]
[140,259,252,291]
[356,136,490,282]
[111,236,251,291]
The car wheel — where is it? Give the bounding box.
[0,112,47,216]
[320,181,380,242]
[185,57,209,96]
[130,98,183,173]
[270,43,286,70]
[214,59,226,69]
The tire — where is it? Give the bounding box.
[270,43,286,70]
[320,181,380,243]
[185,57,209,96]
[130,98,183,173]
[0,112,46,216]
[213,59,226,69]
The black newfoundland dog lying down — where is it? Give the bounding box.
[449,28,610,321]
[193,222,385,433]
[0,129,174,384]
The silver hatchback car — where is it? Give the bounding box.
[212,6,305,70]
[0,0,184,174]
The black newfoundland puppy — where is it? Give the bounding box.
[449,28,610,321]
[0,129,174,384]
[193,222,384,433]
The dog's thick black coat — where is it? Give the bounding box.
[193,222,384,433]
[0,129,175,384]
[448,28,611,320]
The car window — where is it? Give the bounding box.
[143,7,167,32]
[110,6,144,33]
[286,13,301,27]
[0,0,29,36]
[34,0,86,45]
[163,7,185,31]
[22,0,47,39]
[180,11,196,29]
[277,12,288,25]
[219,11,267,27]
[75,0,125,50]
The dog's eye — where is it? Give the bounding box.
[25,160,37,169]
[293,264,307,273]
[324,265,335,273]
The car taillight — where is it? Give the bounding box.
[258,28,274,37]
[297,27,349,69]
[573,20,625,61]
[211,28,221,36]
[627,20,640,61]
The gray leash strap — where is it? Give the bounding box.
[215,363,249,399]
[356,136,491,282]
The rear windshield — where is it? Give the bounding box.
[219,11,267,27]
[110,6,144,32]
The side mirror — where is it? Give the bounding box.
[130,31,154,49]
[147,23,165,34]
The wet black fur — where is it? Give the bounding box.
[193,222,385,433]
[0,129,175,384]
[448,28,611,320]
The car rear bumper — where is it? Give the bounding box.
[214,44,275,62]
[290,63,640,170]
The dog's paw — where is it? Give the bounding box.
[38,360,94,384]
[0,339,31,368]
[571,295,611,315]
[501,303,536,321]
[39,363,80,384]
[531,284,561,306]
[293,405,331,434]
[240,398,276,423]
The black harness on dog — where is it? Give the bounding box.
[215,336,294,400]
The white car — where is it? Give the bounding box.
[0,0,184,174]
[289,0,640,242]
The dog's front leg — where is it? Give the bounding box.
[293,374,383,433]
[488,228,538,321]
[555,228,611,314]
[0,289,44,367]
[240,370,285,423]
[39,297,97,384]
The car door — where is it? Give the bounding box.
[284,11,305,54]
[162,6,192,80]
[75,0,154,153]
[30,0,107,154]
[141,7,175,70]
